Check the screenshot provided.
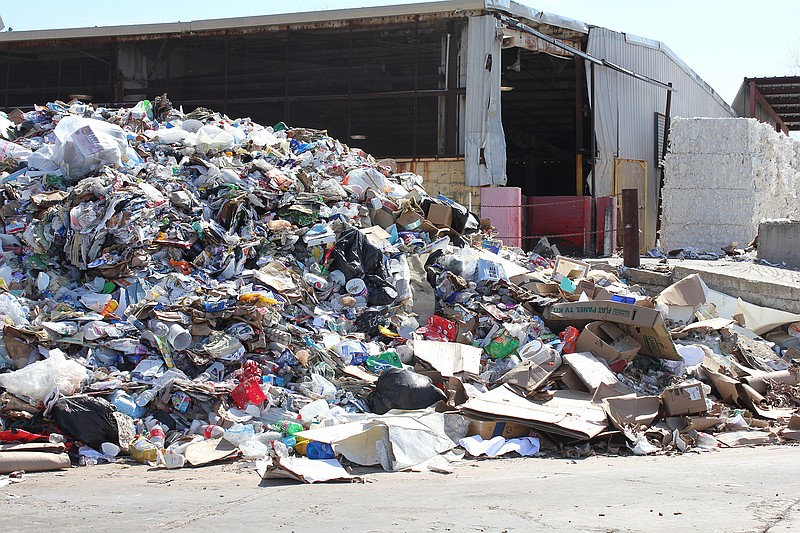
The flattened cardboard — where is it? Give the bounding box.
[466,417,531,439]
[459,385,608,440]
[413,339,482,377]
[563,351,623,393]
[370,207,396,229]
[548,301,680,360]
[258,456,360,484]
[656,273,708,307]
[0,451,70,473]
[661,382,707,417]
[575,321,641,364]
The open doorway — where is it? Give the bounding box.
[500,46,591,198]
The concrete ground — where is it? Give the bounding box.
[3,445,800,532]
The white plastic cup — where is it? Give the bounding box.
[346,278,368,298]
[166,323,192,351]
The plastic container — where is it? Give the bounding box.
[306,441,335,460]
[346,278,368,298]
[163,450,186,469]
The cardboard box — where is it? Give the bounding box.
[396,210,423,230]
[661,382,707,416]
[369,207,395,229]
[552,256,590,282]
[575,321,641,364]
[547,300,680,360]
[467,417,531,440]
[427,204,453,229]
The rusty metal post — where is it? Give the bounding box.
[622,188,640,268]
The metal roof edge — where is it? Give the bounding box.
[589,26,735,116]
[0,0,591,43]
[0,0,487,42]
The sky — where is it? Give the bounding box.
[2,0,799,105]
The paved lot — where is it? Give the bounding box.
[3,445,800,532]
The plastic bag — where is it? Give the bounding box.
[195,125,236,152]
[0,139,32,162]
[223,423,255,445]
[367,367,446,415]
[50,395,121,449]
[0,350,87,402]
[310,373,337,400]
[329,228,396,306]
[51,116,129,179]
[239,439,268,459]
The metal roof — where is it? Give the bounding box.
[0,1,587,43]
[743,76,800,132]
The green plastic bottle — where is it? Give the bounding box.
[274,420,303,436]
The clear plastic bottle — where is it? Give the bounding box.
[136,369,187,406]
[149,424,165,449]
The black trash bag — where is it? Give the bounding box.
[329,228,395,306]
[368,368,446,415]
[50,395,120,450]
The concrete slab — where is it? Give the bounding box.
[759,220,800,269]
[587,258,800,314]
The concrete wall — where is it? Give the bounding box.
[758,220,800,268]
[660,117,800,252]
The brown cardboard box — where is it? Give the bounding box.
[575,321,641,364]
[396,210,424,230]
[466,417,531,439]
[661,382,707,416]
[547,300,680,360]
[369,207,395,229]
[427,204,453,229]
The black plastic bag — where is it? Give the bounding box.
[329,228,395,306]
[368,368,446,414]
[50,395,120,450]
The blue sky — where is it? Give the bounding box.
[2,0,798,104]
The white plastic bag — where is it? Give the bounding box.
[0,139,32,162]
[0,349,87,401]
[195,125,236,152]
[238,439,269,459]
[311,373,337,401]
[51,116,129,179]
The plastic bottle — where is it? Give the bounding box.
[49,433,66,444]
[149,424,165,449]
[197,425,224,439]
[273,420,303,436]
[136,369,187,406]
[270,440,289,459]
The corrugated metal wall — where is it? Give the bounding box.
[587,27,735,249]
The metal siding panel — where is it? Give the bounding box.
[587,27,734,249]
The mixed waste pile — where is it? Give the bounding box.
[0,96,798,483]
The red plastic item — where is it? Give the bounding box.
[0,429,51,443]
[419,315,457,342]
[559,326,580,354]
[231,377,267,409]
